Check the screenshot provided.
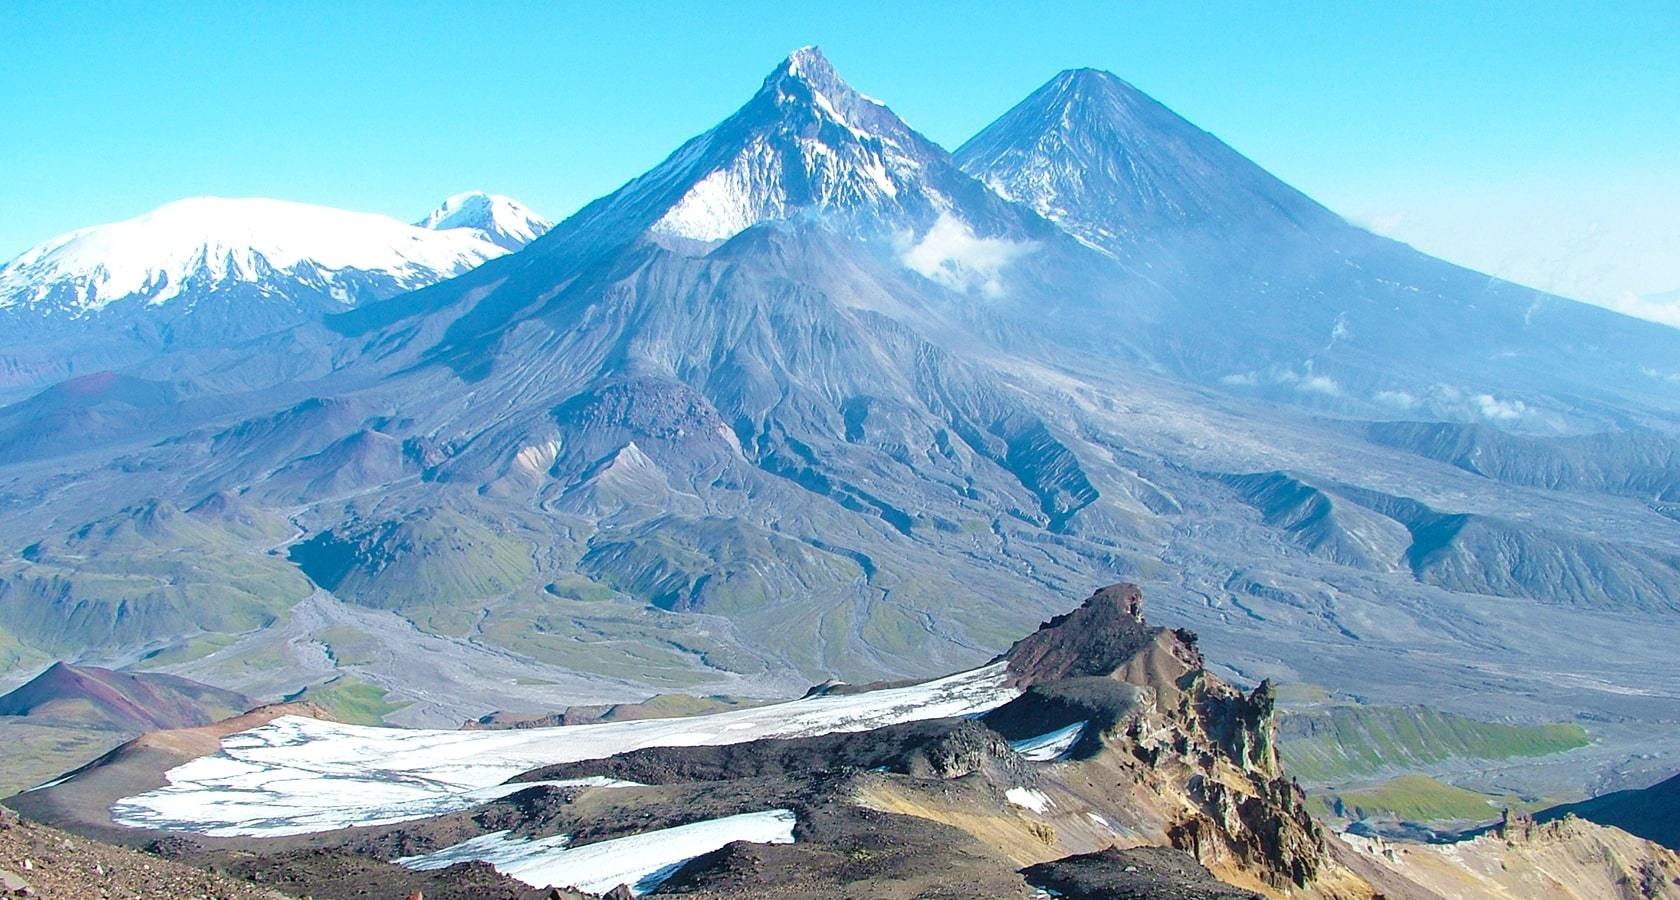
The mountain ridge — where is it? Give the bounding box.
[0,49,1676,831]
[0,195,525,317]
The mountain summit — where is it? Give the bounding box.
[956,68,1340,253]
[417,191,552,251]
[0,196,514,319]
[551,46,1032,251]
[955,66,1680,414]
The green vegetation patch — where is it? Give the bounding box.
[0,503,313,658]
[626,693,759,718]
[475,594,765,688]
[289,508,533,611]
[134,632,241,669]
[576,516,864,618]
[1278,704,1589,783]
[0,722,121,797]
[0,626,45,677]
[543,574,619,603]
[286,676,409,726]
[1314,774,1524,824]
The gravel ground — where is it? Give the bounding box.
[0,806,286,899]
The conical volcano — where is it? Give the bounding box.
[957,68,1342,252]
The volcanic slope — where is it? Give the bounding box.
[5,586,1351,898]
[956,67,1680,418]
[0,50,1677,807]
[0,662,249,796]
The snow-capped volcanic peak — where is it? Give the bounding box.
[955,68,1338,250]
[0,196,510,315]
[417,191,551,251]
[621,46,950,244]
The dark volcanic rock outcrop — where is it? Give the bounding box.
[997,584,1323,890]
[514,718,1035,787]
[1001,583,1164,685]
[1023,846,1264,899]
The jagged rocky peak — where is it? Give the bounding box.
[987,585,1319,890]
[956,67,1341,251]
[558,45,967,249]
[756,45,902,138]
[645,44,947,242]
[1001,583,1281,777]
[1003,582,1201,686]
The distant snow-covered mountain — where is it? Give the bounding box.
[417,191,552,251]
[0,193,549,393]
[0,194,545,321]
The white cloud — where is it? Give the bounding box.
[1374,390,1417,409]
[1216,366,1341,397]
[1275,362,1343,397]
[1296,374,1343,397]
[1470,392,1528,421]
[899,213,1034,298]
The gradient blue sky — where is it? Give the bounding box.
[3,2,1676,310]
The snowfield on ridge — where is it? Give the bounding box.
[109,661,1017,836]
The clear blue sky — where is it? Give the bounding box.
[3,1,1677,304]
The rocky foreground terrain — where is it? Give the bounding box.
[0,805,283,899]
[6,584,1679,899]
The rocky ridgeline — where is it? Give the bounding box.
[7,583,1560,898]
[1000,583,1330,892]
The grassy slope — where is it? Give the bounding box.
[1278,703,1589,783]
[284,676,408,726]
[476,592,766,688]
[1312,774,1526,823]
[288,508,533,613]
[0,501,312,673]
[0,722,117,796]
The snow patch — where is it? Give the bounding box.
[1008,720,1086,761]
[1006,786,1053,814]
[418,191,552,250]
[513,439,560,475]
[651,149,788,242]
[398,809,795,895]
[1085,812,1119,834]
[113,661,1017,836]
